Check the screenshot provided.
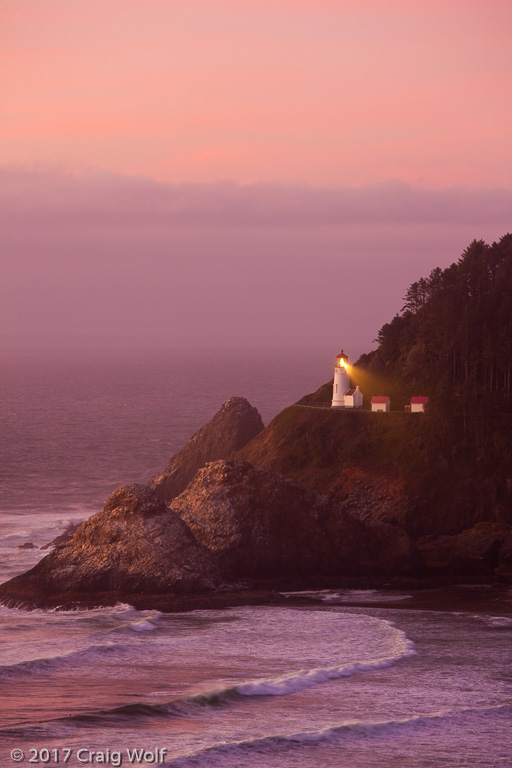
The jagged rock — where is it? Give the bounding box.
[496,535,512,578]
[337,476,418,575]
[170,459,371,579]
[41,522,80,549]
[0,484,221,605]
[149,397,264,502]
[17,542,35,550]
[416,522,512,580]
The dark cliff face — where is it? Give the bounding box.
[416,523,512,580]
[149,397,264,502]
[0,484,221,607]
[236,406,414,535]
[170,459,372,580]
[237,406,512,582]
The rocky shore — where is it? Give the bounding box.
[1,394,511,610]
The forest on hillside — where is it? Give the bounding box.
[357,233,512,404]
[349,234,512,532]
[350,234,512,492]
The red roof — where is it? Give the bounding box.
[336,349,348,359]
[371,396,390,403]
[345,388,356,395]
[411,396,429,404]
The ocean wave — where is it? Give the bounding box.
[93,620,416,713]
[478,615,512,628]
[0,687,244,737]
[128,617,159,631]
[0,641,131,679]
[161,703,512,767]
[2,622,416,732]
[236,651,415,697]
[0,601,162,626]
[321,589,413,603]
[279,589,413,603]
[119,608,162,632]
[68,687,244,727]
[237,621,415,696]
[0,510,88,548]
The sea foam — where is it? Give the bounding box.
[237,620,415,696]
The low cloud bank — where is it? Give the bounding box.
[2,166,511,229]
[1,166,510,350]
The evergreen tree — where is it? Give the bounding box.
[358,234,512,402]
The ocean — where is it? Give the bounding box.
[1,347,511,768]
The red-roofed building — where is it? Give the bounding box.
[371,395,390,413]
[410,396,429,413]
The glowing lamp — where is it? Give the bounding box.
[332,348,351,408]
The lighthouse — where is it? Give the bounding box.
[331,349,363,408]
[331,349,350,408]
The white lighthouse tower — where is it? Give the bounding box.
[331,349,350,408]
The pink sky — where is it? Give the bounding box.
[1,1,511,351]
[2,0,511,186]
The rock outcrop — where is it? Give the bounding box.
[149,397,264,502]
[236,406,419,576]
[416,522,512,580]
[2,391,510,610]
[236,404,512,583]
[170,459,372,579]
[0,465,375,608]
[0,484,221,607]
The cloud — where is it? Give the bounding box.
[1,165,511,230]
[1,165,510,351]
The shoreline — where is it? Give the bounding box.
[329,584,512,616]
[1,582,510,616]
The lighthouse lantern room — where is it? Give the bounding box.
[331,349,350,408]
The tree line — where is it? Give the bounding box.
[357,233,512,404]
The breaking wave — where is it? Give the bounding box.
[477,615,512,629]
[161,704,512,767]
[0,641,131,679]
[0,620,415,735]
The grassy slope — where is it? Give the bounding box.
[237,403,421,522]
[237,387,512,540]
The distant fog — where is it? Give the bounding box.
[2,167,511,355]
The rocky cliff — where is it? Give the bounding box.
[0,461,378,608]
[149,396,264,501]
[2,392,510,610]
[169,459,371,580]
[237,403,512,583]
[0,484,221,607]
